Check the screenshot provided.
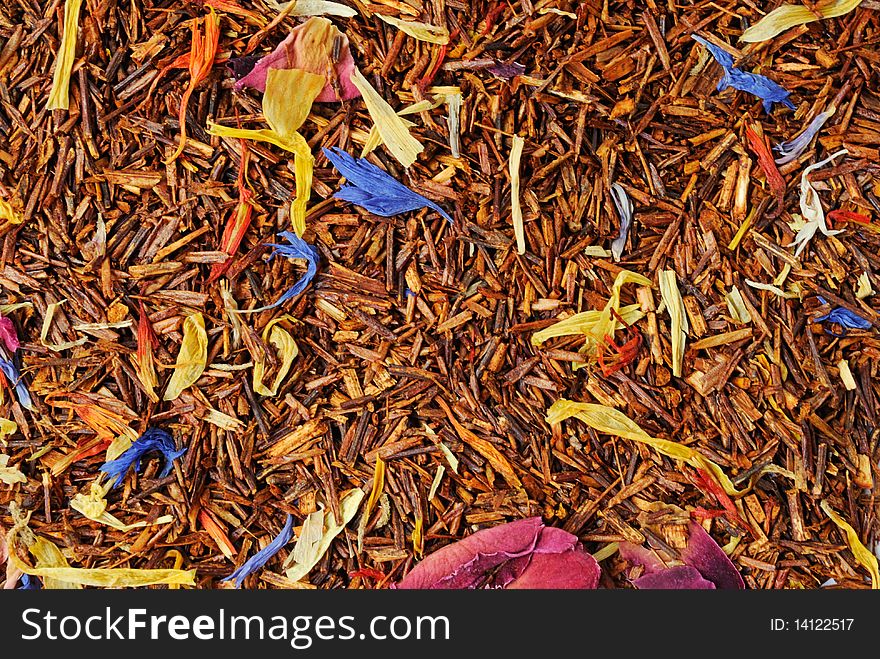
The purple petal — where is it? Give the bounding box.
[0,357,32,410]
[814,297,872,331]
[246,231,319,313]
[487,61,526,80]
[633,565,716,590]
[680,522,744,590]
[692,34,793,114]
[396,518,545,589]
[227,55,262,80]
[692,35,734,69]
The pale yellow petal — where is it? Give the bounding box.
[252,317,299,397]
[820,499,879,589]
[509,135,526,255]
[285,489,364,582]
[741,0,863,43]
[40,299,88,351]
[350,68,423,168]
[0,418,17,445]
[164,312,208,401]
[658,270,687,377]
[376,14,450,44]
[0,454,26,485]
[532,304,644,345]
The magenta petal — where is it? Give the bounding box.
[618,541,667,574]
[235,30,295,92]
[532,526,578,554]
[680,522,745,590]
[234,21,360,102]
[396,518,544,589]
[506,548,600,589]
[493,554,532,588]
[0,316,19,353]
[318,52,358,102]
[633,565,716,590]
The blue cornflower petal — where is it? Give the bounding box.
[323,147,453,223]
[692,35,794,114]
[0,357,32,410]
[774,109,834,165]
[815,296,873,333]
[100,427,187,488]
[692,35,734,69]
[242,231,319,313]
[222,515,294,588]
[18,574,41,590]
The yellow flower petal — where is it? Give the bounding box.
[289,132,314,237]
[547,399,745,497]
[509,135,526,255]
[350,67,423,168]
[252,317,299,397]
[263,68,326,137]
[820,499,879,589]
[364,456,386,520]
[0,417,17,445]
[0,197,23,224]
[46,0,84,111]
[659,270,687,377]
[6,514,194,588]
[741,0,863,43]
[532,304,644,346]
[285,489,364,583]
[164,312,207,401]
[376,14,450,44]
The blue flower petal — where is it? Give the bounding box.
[323,147,453,223]
[244,231,320,313]
[18,574,41,590]
[815,296,873,333]
[222,514,294,588]
[100,427,187,488]
[693,35,794,113]
[0,357,32,410]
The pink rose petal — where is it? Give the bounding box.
[506,547,601,589]
[618,541,667,574]
[680,521,745,590]
[621,522,745,590]
[0,316,19,353]
[235,18,360,102]
[633,565,715,590]
[396,517,544,589]
[396,517,599,590]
